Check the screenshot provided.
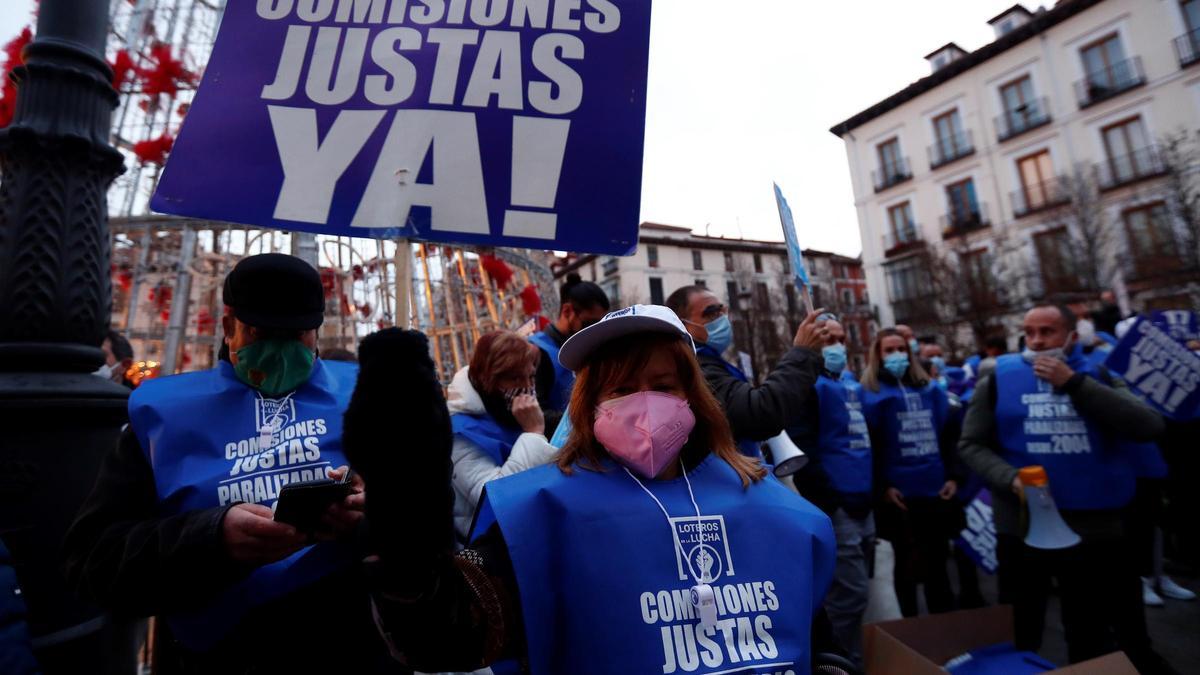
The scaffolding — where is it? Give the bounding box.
[103,0,558,384]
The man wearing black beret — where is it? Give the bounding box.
[63,254,406,674]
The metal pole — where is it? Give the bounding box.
[161,224,196,374]
[290,231,318,268]
[393,239,411,329]
[0,0,137,670]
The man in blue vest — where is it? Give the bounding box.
[63,254,404,674]
[530,273,610,431]
[785,319,874,667]
[958,304,1172,674]
[664,285,825,447]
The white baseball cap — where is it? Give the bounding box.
[558,304,696,371]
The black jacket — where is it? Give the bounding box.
[696,345,821,442]
[61,419,405,674]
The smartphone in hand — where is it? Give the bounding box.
[273,471,353,532]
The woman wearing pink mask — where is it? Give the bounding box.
[347,307,836,675]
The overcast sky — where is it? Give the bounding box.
[0,0,1023,257]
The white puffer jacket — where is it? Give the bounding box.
[447,367,557,542]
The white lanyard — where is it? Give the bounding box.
[256,390,296,449]
[622,461,719,629]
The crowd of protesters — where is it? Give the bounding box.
[34,253,1193,675]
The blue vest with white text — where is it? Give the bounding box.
[813,375,873,497]
[697,345,765,458]
[993,351,1135,510]
[530,330,574,411]
[128,359,358,651]
[862,380,947,499]
[451,412,522,465]
[474,456,836,675]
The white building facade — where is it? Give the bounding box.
[831,0,1200,345]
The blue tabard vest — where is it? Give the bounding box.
[696,345,765,459]
[473,455,836,675]
[862,380,947,499]
[451,412,522,464]
[814,375,873,497]
[128,359,359,651]
[530,330,574,411]
[993,351,1135,510]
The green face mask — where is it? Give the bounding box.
[233,339,315,397]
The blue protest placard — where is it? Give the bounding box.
[955,489,997,574]
[152,0,653,255]
[1104,316,1200,420]
[1151,310,1200,344]
[773,183,810,291]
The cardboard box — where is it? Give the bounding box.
[863,605,1137,674]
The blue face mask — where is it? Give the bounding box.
[822,344,847,374]
[704,315,733,355]
[883,352,910,379]
[909,339,920,354]
[930,355,946,373]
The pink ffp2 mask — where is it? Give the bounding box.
[594,391,696,479]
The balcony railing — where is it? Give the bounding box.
[892,297,938,324]
[1011,177,1071,218]
[883,226,925,257]
[928,130,975,169]
[996,97,1052,142]
[1176,28,1200,69]
[872,157,913,193]
[1074,56,1145,109]
[940,203,990,239]
[1098,146,1166,191]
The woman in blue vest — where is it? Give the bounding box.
[449,330,558,543]
[530,273,611,430]
[860,328,959,617]
[351,306,837,675]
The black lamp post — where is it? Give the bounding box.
[0,1,136,671]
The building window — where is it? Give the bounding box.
[960,248,995,304]
[647,244,659,268]
[874,137,910,189]
[998,75,1048,139]
[649,277,664,304]
[1101,116,1158,187]
[945,179,981,228]
[726,281,740,309]
[786,285,797,314]
[842,289,853,306]
[723,251,734,272]
[886,257,929,302]
[1124,203,1179,277]
[1034,228,1082,294]
[1081,34,1127,89]
[753,254,763,274]
[887,202,916,247]
[931,109,970,166]
[692,250,703,271]
[601,256,619,277]
[754,282,770,311]
[695,278,707,288]
[1186,0,1200,31]
[1016,150,1056,214]
[848,323,859,345]
[781,255,790,275]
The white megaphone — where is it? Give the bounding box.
[1020,466,1081,550]
[767,431,808,477]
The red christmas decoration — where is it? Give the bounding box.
[351,264,364,281]
[319,267,338,298]
[479,254,513,290]
[357,303,372,318]
[0,27,33,128]
[537,315,552,331]
[110,49,135,90]
[519,285,541,316]
[138,43,197,97]
[133,133,174,164]
[196,308,215,335]
[176,101,190,118]
[116,268,133,293]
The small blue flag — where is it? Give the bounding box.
[774,183,809,290]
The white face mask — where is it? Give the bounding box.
[1076,319,1096,346]
[1021,331,1075,364]
[94,363,116,379]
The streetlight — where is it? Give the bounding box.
[0,1,137,672]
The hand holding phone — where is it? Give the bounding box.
[273,469,354,533]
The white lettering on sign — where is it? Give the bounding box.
[1018,391,1091,455]
[1118,321,1200,414]
[252,2,600,234]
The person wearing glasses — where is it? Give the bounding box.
[664,285,826,456]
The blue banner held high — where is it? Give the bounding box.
[773,183,810,291]
[151,1,653,255]
[1104,316,1200,420]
